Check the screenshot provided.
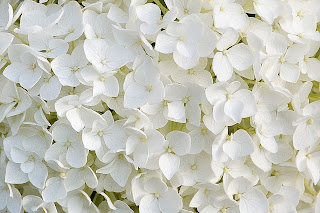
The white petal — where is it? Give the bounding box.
[6,188,22,213]
[28,161,48,189]
[42,177,67,202]
[64,169,84,192]
[212,52,233,82]
[66,142,87,168]
[5,161,29,184]
[133,143,149,168]
[293,123,318,150]
[258,134,278,153]
[173,51,200,70]
[124,82,149,109]
[110,158,132,187]
[159,153,180,180]
[144,177,167,193]
[159,188,183,213]
[167,101,185,120]
[228,43,253,71]
[155,32,178,54]
[223,140,241,160]
[136,3,161,24]
[232,89,257,118]
[83,166,98,189]
[240,189,269,213]
[40,75,61,101]
[224,99,244,123]
[139,194,160,213]
[307,59,320,81]
[279,63,300,83]
[82,129,101,150]
[167,131,191,156]
[233,129,254,157]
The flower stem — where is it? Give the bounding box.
[0,54,10,64]
[304,179,318,196]
[154,0,168,14]
[9,26,28,45]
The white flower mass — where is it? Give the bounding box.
[1,0,320,212]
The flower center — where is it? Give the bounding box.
[65,140,72,148]
[101,59,107,65]
[234,193,242,201]
[97,131,104,137]
[279,56,286,63]
[222,49,228,55]
[307,118,314,124]
[30,63,37,70]
[146,85,152,92]
[187,69,195,75]
[223,167,229,173]
[201,128,207,135]
[182,96,190,103]
[226,93,232,99]
[71,66,79,72]
[191,164,197,170]
[60,172,67,179]
[28,155,35,162]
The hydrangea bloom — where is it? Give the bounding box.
[0,0,320,212]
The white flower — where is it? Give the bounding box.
[0,3,13,31]
[23,195,57,213]
[253,0,282,25]
[206,81,256,123]
[159,130,191,180]
[213,0,248,30]
[0,166,22,213]
[155,14,216,69]
[227,177,269,213]
[97,150,133,187]
[123,55,164,109]
[3,44,50,89]
[83,9,114,40]
[179,152,214,186]
[212,127,254,162]
[165,0,201,19]
[51,1,84,42]
[139,177,183,213]
[126,127,164,168]
[28,32,69,59]
[296,145,320,184]
[82,111,126,151]
[45,123,87,168]
[7,134,48,189]
[265,34,306,83]
[293,101,320,150]
[0,80,32,123]
[136,3,177,35]
[51,44,88,87]
[212,28,253,82]
[165,82,205,126]
[84,38,134,73]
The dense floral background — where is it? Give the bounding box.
[0,0,320,212]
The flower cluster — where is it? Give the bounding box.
[1,0,320,212]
